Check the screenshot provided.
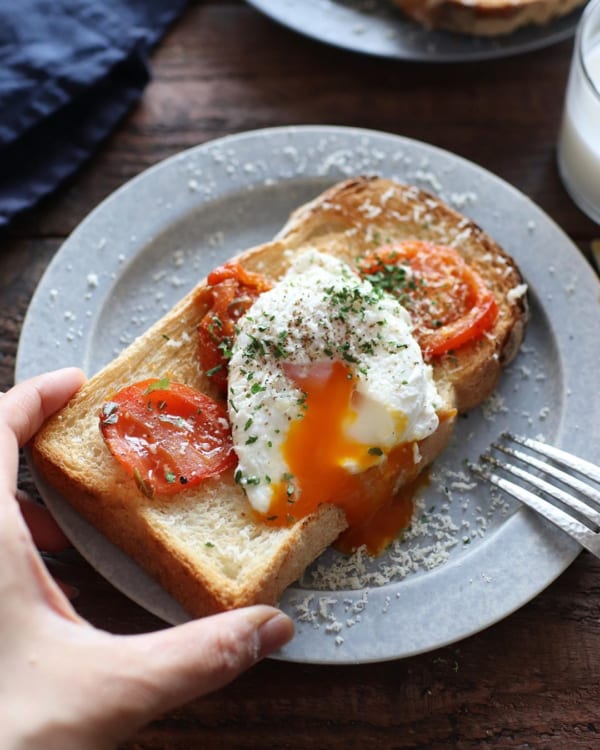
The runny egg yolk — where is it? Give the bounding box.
[262,360,423,554]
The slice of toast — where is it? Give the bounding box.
[392,0,585,36]
[272,178,528,412]
[32,177,527,618]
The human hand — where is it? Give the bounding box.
[1,369,294,750]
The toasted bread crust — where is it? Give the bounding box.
[392,0,585,35]
[33,177,526,618]
[273,177,528,412]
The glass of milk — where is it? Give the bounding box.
[558,0,600,224]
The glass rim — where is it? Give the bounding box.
[577,0,600,100]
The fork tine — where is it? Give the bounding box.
[480,453,600,526]
[468,461,598,554]
[504,433,600,485]
[491,442,600,507]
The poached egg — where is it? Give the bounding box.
[227,250,441,531]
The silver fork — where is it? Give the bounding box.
[468,432,600,557]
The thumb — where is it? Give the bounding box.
[108,606,293,735]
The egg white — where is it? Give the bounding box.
[227,249,441,514]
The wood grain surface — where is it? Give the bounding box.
[2,1,600,748]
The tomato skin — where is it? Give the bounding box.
[99,379,236,496]
[197,261,272,393]
[358,241,498,359]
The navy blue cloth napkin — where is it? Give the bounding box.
[0,0,188,228]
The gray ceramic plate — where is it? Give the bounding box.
[17,126,600,664]
[246,0,582,61]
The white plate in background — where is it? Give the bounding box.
[246,0,583,62]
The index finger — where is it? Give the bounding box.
[0,368,86,460]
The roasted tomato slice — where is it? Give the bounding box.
[197,261,272,394]
[358,241,498,359]
[99,378,236,496]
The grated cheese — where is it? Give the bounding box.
[507,283,528,303]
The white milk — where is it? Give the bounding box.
[558,36,600,223]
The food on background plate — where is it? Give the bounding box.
[391,0,586,36]
[33,177,528,618]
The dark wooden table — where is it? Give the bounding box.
[2,2,600,748]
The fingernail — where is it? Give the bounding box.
[256,611,295,658]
